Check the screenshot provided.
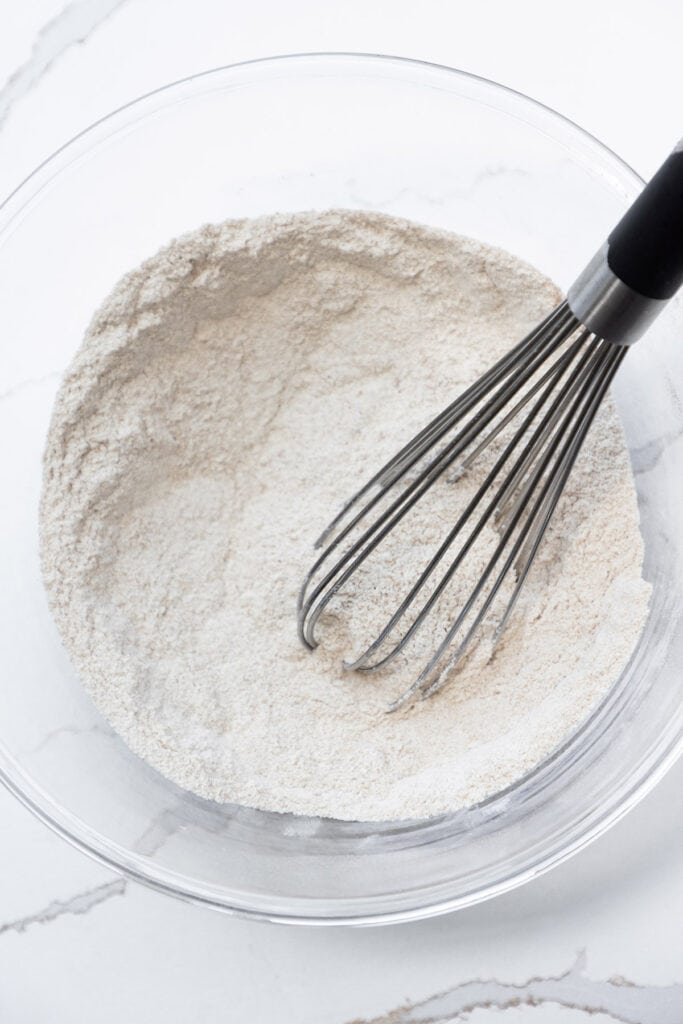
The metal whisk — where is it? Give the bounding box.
[298,140,683,708]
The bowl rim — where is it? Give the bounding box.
[2,50,675,928]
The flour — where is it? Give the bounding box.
[39,210,651,821]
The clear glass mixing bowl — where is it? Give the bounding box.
[1,54,682,925]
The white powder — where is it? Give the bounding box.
[40,210,651,821]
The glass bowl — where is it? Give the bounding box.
[1,53,682,926]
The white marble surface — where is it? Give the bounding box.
[2,2,683,1021]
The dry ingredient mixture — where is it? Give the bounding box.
[40,210,651,821]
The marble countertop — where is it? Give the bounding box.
[2,2,683,1021]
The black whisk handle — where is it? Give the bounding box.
[568,140,683,345]
[608,141,683,301]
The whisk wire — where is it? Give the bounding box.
[298,300,628,706]
[376,303,576,489]
[412,339,626,706]
[492,343,627,651]
[311,303,573,550]
[344,329,598,677]
[298,303,577,649]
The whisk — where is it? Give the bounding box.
[298,141,683,708]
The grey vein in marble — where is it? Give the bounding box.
[133,794,242,858]
[28,720,114,756]
[352,951,683,1024]
[0,878,126,938]
[0,0,130,132]
[346,165,531,213]
[133,805,187,858]
[0,371,61,404]
[630,425,683,476]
